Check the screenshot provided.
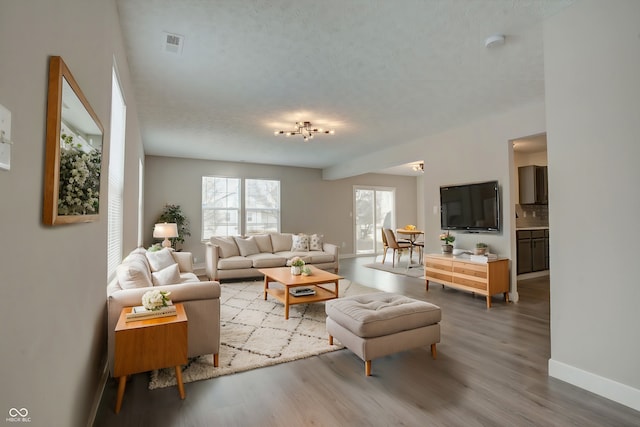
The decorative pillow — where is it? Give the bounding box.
[234,236,260,257]
[309,233,324,251]
[271,233,292,252]
[145,248,176,272]
[152,263,181,286]
[210,236,240,258]
[116,261,153,289]
[291,234,310,251]
[252,234,273,253]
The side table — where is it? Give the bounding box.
[113,303,188,414]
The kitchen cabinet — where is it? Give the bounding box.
[517,229,549,274]
[519,165,548,204]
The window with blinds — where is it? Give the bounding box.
[107,67,126,280]
[201,177,280,238]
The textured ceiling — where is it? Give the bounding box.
[116,0,573,173]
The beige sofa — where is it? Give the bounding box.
[205,232,339,281]
[107,247,221,375]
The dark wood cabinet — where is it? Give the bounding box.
[517,229,549,274]
[519,165,548,204]
[517,235,532,274]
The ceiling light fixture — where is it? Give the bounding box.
[274,121,335,142]
[412,162,424,173]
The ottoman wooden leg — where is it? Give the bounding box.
[431,343,437,359]
[365,360,372,376]
[329,335,333,345]
[213,353,219,367]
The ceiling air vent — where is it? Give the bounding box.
[162,32,184,54]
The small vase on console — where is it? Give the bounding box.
[441,244,453,254]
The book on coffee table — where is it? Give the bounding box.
[289,287,316,297]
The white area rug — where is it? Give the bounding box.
[364,254,425,278]
[149,279,379,389]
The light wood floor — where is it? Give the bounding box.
[94,257,640,427]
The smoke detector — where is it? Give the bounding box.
[162,32,184,54]
[485,34,505,48]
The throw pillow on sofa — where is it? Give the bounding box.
[152,263,181,286]
[291,234,310,251]
[270,233,292,252]
[310,234,324,251]
[234,236,260,257]
[252,234,273,253]
[116,259,153,289]
[145,247,176,272]
[210,236,240,258]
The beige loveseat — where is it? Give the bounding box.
[107,247,221,375]
[205,232,339,281]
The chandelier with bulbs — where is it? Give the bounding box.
[274,121,335,142]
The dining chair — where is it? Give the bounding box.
[412,238,425,265]
[381,229,389,264]
[383,229,412,267]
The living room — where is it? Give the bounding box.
[1,1,639,426]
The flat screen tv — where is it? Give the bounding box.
[440,180,500,232]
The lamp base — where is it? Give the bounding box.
[162,238,172,248]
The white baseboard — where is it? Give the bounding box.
[548,358,640,412]
[86,359,109,427]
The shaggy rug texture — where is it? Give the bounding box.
[149,279,379,389]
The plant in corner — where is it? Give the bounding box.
[155,204,191,250]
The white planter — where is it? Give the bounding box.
[291,266,302,275]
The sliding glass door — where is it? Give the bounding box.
[354,186,395,255]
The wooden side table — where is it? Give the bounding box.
[113,303,188,414]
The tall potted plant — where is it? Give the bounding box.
[155,204,191,250]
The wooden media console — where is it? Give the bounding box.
[424,254,510,308]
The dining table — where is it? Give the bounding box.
[396,228,424,266]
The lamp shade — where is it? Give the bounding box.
[153,222,178,238]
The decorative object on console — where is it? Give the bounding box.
[474,242,488,255]
[440,231,455,254]
[155,203,190,249]
[274,121,335,142]
[153,222,178,249]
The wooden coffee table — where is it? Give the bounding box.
[113,303,188,413]
[259,266,343,319]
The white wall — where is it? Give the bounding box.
[0,1,144,426]
[544,0,640,410]
[144,156,418,263]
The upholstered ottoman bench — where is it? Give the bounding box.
[326,293,441,376]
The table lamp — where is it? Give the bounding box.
[153,222,178,248]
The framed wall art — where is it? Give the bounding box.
[43,56,104,225]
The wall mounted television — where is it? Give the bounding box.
[440,180,500,232]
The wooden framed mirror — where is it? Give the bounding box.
[43,56,104,225]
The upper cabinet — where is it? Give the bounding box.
[519,165,548,204]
